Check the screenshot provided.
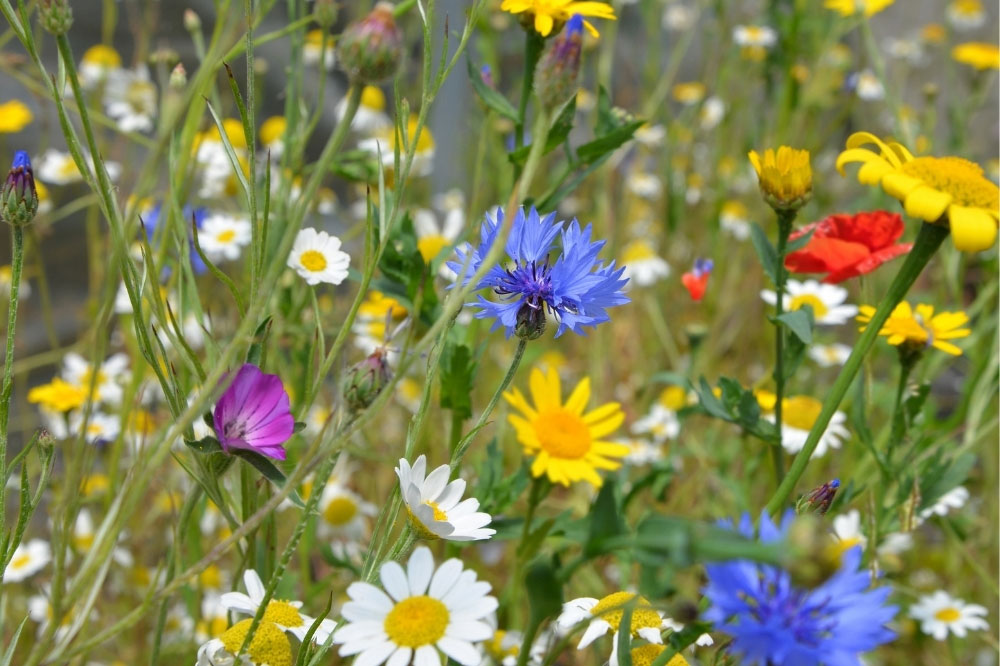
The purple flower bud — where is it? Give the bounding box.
[213,364,294,461]
[337,3,404,84]
[796,478,840,515]
[342,348,393,412]
[534,14,584,110]
[2,151,39,227]
[480,65,495,89]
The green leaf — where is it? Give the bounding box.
[775,309,813,344]
[293,421,307,434]
[594,85,622,135]
[576,120,644,165]
[0,617,29,666]
[696,377,731,421]
[508,97,577,167]
[786,226,817,253]
[585,479,624,557]
[525,556,563,624]
[750,223,778,284]
[919,452,975,514]
[737,390,761,427]
[440,342,477,420]
[230,449,305,508]
[184,436,223,454]
[466,55,518,120]
[616,604,634,666]
[377,214,440,325]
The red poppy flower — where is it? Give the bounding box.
[682,258,713,301]
[785,210,912,283]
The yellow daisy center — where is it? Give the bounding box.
[216,229,236,243]
[934,607,962,623]
[361,85,387,111]
[630,644,689,666]
[262,600,305,628]
[220,619,293,666]
[788,294,829,318]
[659,386,688,411]
[590,592,662,635]
[781,396,823,430]
[383,595,450,648]
[11,553,32,569]
[534,408,591,459]
[299,250,328,272]
[900,157,999,209]
[486,630,519,661]
[417,234,449,262]
[622,240,657,263]
[323,496,359,526]
[199,564,223,588]
[82,45,121,68]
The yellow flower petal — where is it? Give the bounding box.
[948,204,998,252]
[565,377,591,416]
[534,12,554,36]
[902,185,953,222]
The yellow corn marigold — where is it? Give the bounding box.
[500,0,616,38]
[857,301,971,356]
[749,147,813,211]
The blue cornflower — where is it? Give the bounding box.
[703,511,897,666]
[448,206,628,339]
[142,202,209,275]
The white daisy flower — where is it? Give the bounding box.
[338,85,391,132]
[359,117,435,177]
[72,509,96,552]
[661,4,696,32]
[620,240,670,288]
[831,509,867,554]
[479,615,522,666]
[303,29,336,69]
[733,25,777,48]
[910,591,990,640]
[395,455,495,542]
[333,546,498,666]
[78,44,123,89]
[631,405,680,444]
[919,486,969,521]
[220,569,337,644]
[764,395,849,458]
[287,228,351,286]
[633,124,666,148]
[852,70,884,101]
[104,65,157,133]
[198,214,252,262]
[809,343,851,367]
[885,37,925,65]
[760,279,858,325]
[4,539,51,582]
[946,0,986,30]
[414,207,464,274]
[876,531,914,557]
[61,352,129,405]
[197,619,293,666]
[433,189,466,214]
[619,438,663,466]
[304,403,332,437]
[625,172,662,200]
[699,96,725,130]
[35,149,121,185]
[258,116,287,158]
[316,478,376,542]
[719,200,751,240]
[556,592,672,662]
[396,377,423,413]
[69,411,121,444]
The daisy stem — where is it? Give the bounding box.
[0,224,24,557]
[770,210,795,483]
[765,222,949,515]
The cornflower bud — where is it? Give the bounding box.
[534,14,584,110]
[796,478,840,515]
[515,303,547,340]
[342,348,393,412]
[39,0,73,35]
[1,152,39,227]
[337,2,404,84]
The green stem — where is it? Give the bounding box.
[0,224,24,558]
[515,30,544,149]
[886,351,918,466]
[765,222,949,514]
[771,210,795,483]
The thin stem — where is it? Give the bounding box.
[0,224,25,560]
[765,222,949,514]
[886,351,917,466]
[515,31,544,149]
[771,210,795,483]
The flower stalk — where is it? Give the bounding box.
[0,224,25,548]
[770,209,796,481]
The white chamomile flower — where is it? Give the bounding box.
[699,96,725,130]
[619,438,663,466]
[764,395,849,458]
[36,149,121,185]
[919,486,969,521]
[760,279,858,325]
[852,70,885,101]
[287,228,350,286]
[876,531,913,557]
[220,569,336,644]
[69,411,121,444]
[303,29,336,69]
[72,509,96,553]
[104,65,157,133]
[317,478,376,542]
[396,455,495,542]
[197,619,292,666]
[621,240,671,287]
[830,509,867,556]
[61,352,129,405]
[78,44,123,89]
[631,405,680,444]
[414,207,464,273]
[909,591,990,640]
[719,200,751,240]
[396,377,423,413]
[809,343,851,367]
[661,4,697,32]
[333,546,498,666]
[338,85,391,132]
[733,25,777,48]
[258,116,287,158]
[557,592,673,662]
[198,214,252,262]
[634,124,666,148]
[661,617,714,647]
[196,593,230,643]
[625,172,662,200]
[3,539,51,582]
[946,0,985,30]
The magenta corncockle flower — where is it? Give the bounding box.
[212,363,294,460]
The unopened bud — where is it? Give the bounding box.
[39,0,73,35]
[534,14,584,110]
[515,303,546,340]
[315,0,339,28]
[169,63,187,89]
[2,152,39,227]
[796,478,840,515]
[337,2,404,84]
[149,47,180,68]
[342,348,393,412]
[183,9,201,32]
[480,65,495,89]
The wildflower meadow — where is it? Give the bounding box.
[1,0,998,664]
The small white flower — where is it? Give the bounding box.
[946,0,986,30]
[287,228,351,286]
[620,438,663,466]
[69,411,121,444]
[852,69,885,101]
[338,85,391,132]
[831,509,867,553]
[763,395,849,458]
[719,201,751,240]
[699,96,725,130]
[634,124,666,148]
[761,279,858,325]
[809,343,852,367]
[885,37,925,65]
[316,477,376,541]
[0,264,30,299]
[333,546,498,666]
[198,214,252,262]
[621,240,670,288]
[61,352,129,405]
[72,509,96,552]
[396,455,495,541]
[3,539,51,582]
[733,25,777,48]
[36,149,121,185]
[104,65,157,133]
[661,3,697,31]
[919,486,969,520]
[220,569,336,644]
[414,207,464,275]
[625,172,662,200]
[303,29,336,69]
[877,531,914,557]
[631,405,680,444]
[557,592,672,663]
[910,591,990,640]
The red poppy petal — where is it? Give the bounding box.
[786,237,870,275]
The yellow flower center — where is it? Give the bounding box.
[263,600,305,628]
[534,408,591,459]
[199,564,223,588]
[82,45,122,68]
[259,116,287,146]
[216,229,237,243]
[900,157,999,210]
[630,644,689,666]
[323,496,359,526]
[220,619,293,666]
[73,533,94,551]
[590,592,662,635]
[781,396,823,430]
[788,294,829,318]
[622,240,657,263]
[934,607,962,623]
[486,630,519,661]
[417,234,449,262]
[11,553,32,569]
[424,500,447,521]
[659,386,688,411]
[361,85,387,111]
[383,595,450,648]
[299,250,328,272]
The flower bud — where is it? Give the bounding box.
[337,3,404,84]
[534,14,584,110]
[183,8,201,32]
[796,478,840,515]
[515,303,547,340]
[315,0,339,28]
[342,348,393,412]
[748,147,812,212]
[169,63,187,89]
[2,152,39,227]
[39,0,73,36]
